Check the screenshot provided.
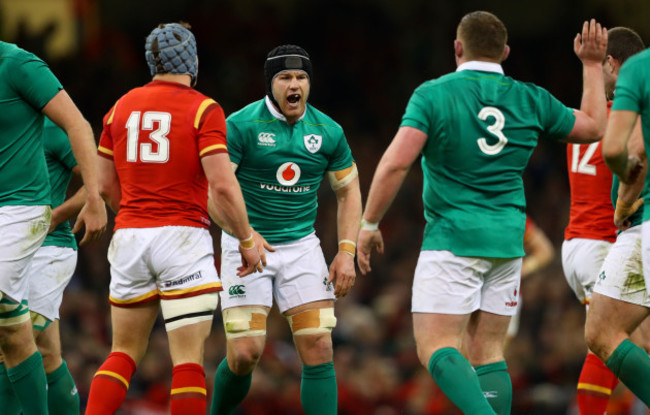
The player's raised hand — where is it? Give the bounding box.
[574,19,607,65]
[73,195,107,246]
[357,228,384,275]
[328,252,356,298]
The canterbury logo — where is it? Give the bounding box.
[229,285,245,295]
[258,132,276,144]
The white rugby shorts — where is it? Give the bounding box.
[0,205,51,303]
[219,232,334,313]
[595,225,650,307]
[561,238,612,304]
[108,226,221,306]
[411,250,521,316]
[28,246,77,321]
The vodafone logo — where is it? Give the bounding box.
[276,162,301,186]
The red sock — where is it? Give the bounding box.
[85,352,136,415]
[577,353,619,415]
[170,363,207,415]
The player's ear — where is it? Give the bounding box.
[454,39,463,59]
[502,45,510,62]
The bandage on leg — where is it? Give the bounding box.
[222,307,268,339]
[161,292,218,331]
[287,308,337,336]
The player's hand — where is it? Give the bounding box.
[237,243,262,277]
[614,197,644,231]
[72,195,107,246]
[48,208,64,234]
[621,155,644,185]
[328,252,356,298]
[574,19,607,65]
[252,229,275,267]
[357,229,384,275]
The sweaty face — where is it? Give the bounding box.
[272,70,310,124]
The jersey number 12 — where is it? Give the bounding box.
[570,143,598,175]
[125,111,171,163]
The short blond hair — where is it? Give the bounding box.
[457,11,508,61]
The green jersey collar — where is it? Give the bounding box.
[456,61,504,75]
[264,96,307,123]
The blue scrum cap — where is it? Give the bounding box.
[145,23,197,81]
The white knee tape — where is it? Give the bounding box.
[287,308,337,336]
[222,306,268,339]
[161,292,218,331]
[0,292,30,326]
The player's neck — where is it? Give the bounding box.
[152,73,192,87]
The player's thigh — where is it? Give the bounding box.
[152,226,222,296]
[562,238,612,304]
[273,233,334,313]
[0,205,50,303]
[412,250,489,315]
[27,246,77,322]
[465,309,511,365]
[34,319,62,373]
[167,319,212,366]
[110,302,160,362]
[285,299,335,365]
[107,228,159,306]
[479,256,522,317]
[219,232,274,310]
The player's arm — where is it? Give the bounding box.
[42,90,107,245]
[327,163,362,298]
[207,183,274,266]
[603,110,643,184]
[521,222,555,279]
[564,19,608,144]
[202,153,261,276]
[614,119,646,230]
[357,126,427,274]
[50,166,87,232]
[98,157,121,214]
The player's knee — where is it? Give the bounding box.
[222,306,268,340]
[0,295,30,342]
[160,292,218,332]
[229,344,263,373]
[584,322,607,358]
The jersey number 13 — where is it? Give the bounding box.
[125,111,171,163]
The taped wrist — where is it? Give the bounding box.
[338,239,356,257]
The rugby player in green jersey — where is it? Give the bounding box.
[358,12,607,415]
[0,118,86,415]
[210,45,362,415]
[0,42,106,415]
[595,30,650,408]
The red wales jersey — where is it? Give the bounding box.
[98,80,227,230]
[564,102,616,242]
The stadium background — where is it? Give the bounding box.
[3,0,650,413]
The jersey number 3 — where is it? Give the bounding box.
[126,111,171,163]
[477,107,508,155]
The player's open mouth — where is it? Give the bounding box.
[287,94,301,104]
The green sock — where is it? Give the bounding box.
[6,351,48,415]
[606,339,650,406]
[210,358,252,415]
[475,361,512,415]
[301,362,337,415]
[0,362,22,414]
[46,360,79,415]
[428,348,496,415]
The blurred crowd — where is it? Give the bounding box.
[6,0,650,413]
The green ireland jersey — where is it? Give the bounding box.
[227,97,354,244]
[611,49,650,223]
[0,42,63,206]
[42,117,77,249]
[402,61,576,258]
